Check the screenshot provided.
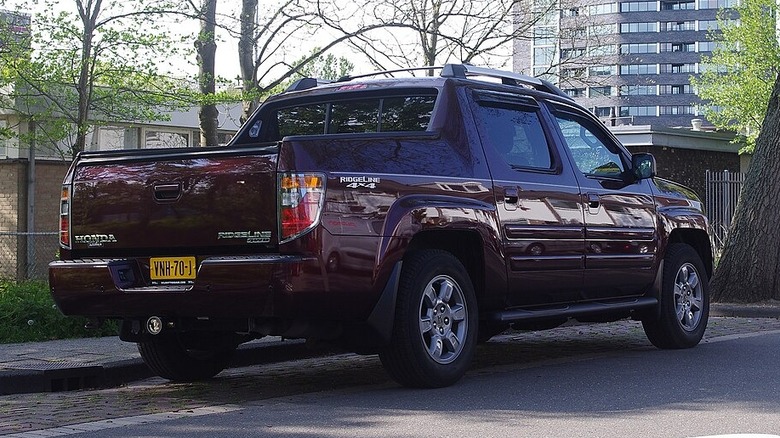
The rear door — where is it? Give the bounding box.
[470,90,585,306]
[546,102,658,299]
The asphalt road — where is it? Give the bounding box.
[7,319,779,438]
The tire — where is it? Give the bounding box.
[642,243,710,349]
[138,333,236,382]
[379,250,478,388]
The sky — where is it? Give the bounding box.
[2,0,512,88]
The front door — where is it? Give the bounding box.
[547,102,658,300]
[470,91,585,306]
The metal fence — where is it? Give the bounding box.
[0,232,59,281]
[705,170,745,255]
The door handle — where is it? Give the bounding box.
[587,193,600,215]
[153,183,182,202]
[504,187,519,211]
[505,187,519,203]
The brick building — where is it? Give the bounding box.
[612,124,747,198]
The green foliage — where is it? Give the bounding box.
[692,0,780,153]
[0,280,118,343]
[291,50,355,81]
[0,0,198,158]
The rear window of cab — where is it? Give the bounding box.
[242,89,438,142]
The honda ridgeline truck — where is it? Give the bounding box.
[49,64,712,388]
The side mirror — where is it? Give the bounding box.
[631,153,656,180]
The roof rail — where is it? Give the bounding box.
[285,77,333,92]
[440,64,572,100]
[337,66,442,82]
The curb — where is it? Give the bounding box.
[0,339,332,396]
[710,303,780,319]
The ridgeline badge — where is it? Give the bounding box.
[217,230,272,244]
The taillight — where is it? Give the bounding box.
[60,185,71,248]
[279,173,325,243]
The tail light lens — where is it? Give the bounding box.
[279,173,325,243]
[60,185,71,248]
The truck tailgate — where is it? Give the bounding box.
[69,147,279,254]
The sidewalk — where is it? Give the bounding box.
[0,335,317,396]
[1,302,777,396]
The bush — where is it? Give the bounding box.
[0,280,118,343]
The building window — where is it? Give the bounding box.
[698,20,721,31]
[561,7,580,17]
[560,48,586,60]
[659,84,694,94]
[620,64,658,75]
[661,0,696,9]
[590,24,617,36]
[620,1,658,11]
[533,26,557,45]
[621,43,658,54]
[660,63,697,73]
[660,42,696,52]
[699,0,737,8]
[90,126,139,151]
[589,44,617,56]
[589,86,613,97]
[561,67,587,78]
[561,27,587,39]
[593,107,613,117]
[619,106,657,116]
[563,88,586,97]
[145,130,190,148]
[698,41,718,52]
[589,65,616,76]
[659,105,695,115]
[663,21,696,31]
[619,85,657,95]
[621,22,658,33]
[589,3,618,14]
[534,47,555,65]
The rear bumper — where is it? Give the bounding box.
[49,254,366,320]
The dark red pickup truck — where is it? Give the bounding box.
[50,64,712,388]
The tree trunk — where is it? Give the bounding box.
[710,72,780,302]
[196,0,219,147]
[74,0,102,158]
[238,0,257,123]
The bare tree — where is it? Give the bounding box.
[318,0,552,74]
[233,0,383,121]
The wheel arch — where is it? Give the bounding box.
[406,229,486,300]
[667,228,713,279]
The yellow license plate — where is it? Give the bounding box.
[149,256,197,281]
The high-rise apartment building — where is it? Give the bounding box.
[513,0,736,127]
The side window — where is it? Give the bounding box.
[478,103,553,170]
[554,112,626,177]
